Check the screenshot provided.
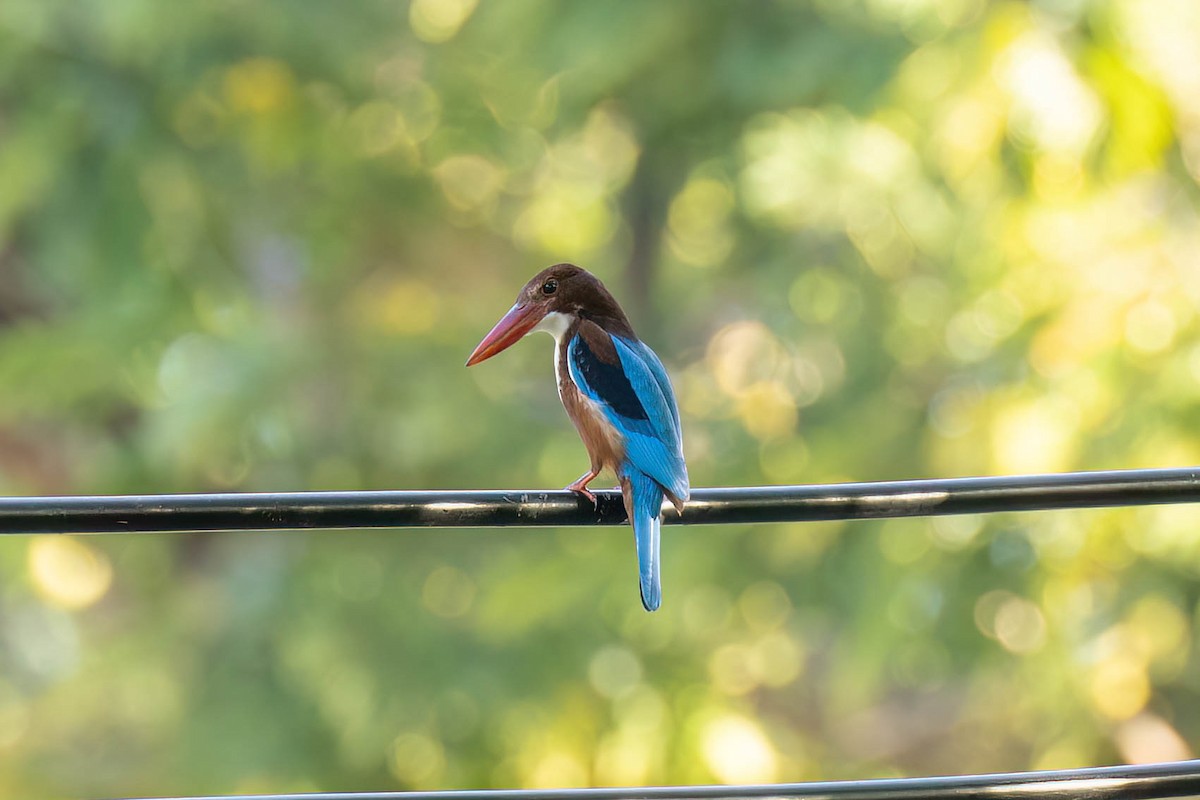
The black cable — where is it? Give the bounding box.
[123,758,1200,800]
[1,467,1196,535]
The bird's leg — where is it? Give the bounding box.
[566,468,600,507]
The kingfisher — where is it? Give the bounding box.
[466,264,689,611]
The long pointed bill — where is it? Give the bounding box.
[465,302,545,366]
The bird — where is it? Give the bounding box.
[466,264,689,611]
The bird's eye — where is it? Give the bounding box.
[541,279,558,295]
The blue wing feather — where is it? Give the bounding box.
[620,338,682,438]
[567,331,689,502]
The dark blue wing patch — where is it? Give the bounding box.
[569,334,649,421]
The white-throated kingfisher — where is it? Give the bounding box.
[466,264,689,611]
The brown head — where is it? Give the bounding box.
[466,264,636,366]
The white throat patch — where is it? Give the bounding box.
[531,310,574,395]
[532,311,573,344]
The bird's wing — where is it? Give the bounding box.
[567,322,689,501]
[618,337,682,445]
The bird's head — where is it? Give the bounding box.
[466,263,631,366]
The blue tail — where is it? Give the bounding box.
[627,470,664,611]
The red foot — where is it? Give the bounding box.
[566,469,599,507]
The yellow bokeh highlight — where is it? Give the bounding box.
[740,109,921,239]
[752,632,804,687]
[701,714,778,784]
[707,321,787,396]
[28,537,113,610]
[1124,298,1177,354]
[677,364,725,420]
[409,0,479,43]
[991,595,1046,654]
[705,321,800,440]
[1116,0,1200,123]
[1090,653,1150,721]
[351,276,440,335]
[935,89,1005,183]
[667,177,735,268]
[1125,594,1190,672]
[513,187,614,255]
[943,288,1024,363]
[433,155,505,213]
[1032,153,1084,200]
[514,107,638,255]
[1032,740,1091,772]
[974,588,1048,655]
[740,109,858,229]
[346,85,440,160]
[595,686,666,784]
[578,107,640,186]
[895,44,960,106]
[991,397,1077,475]
[595,727,656,786]
[708,633,806,694]
[997,31,1102,155]
[735,382,797,442]
[1116,713,1193,764]
[526,749,588,788]
[739,582,792,630]
[223,58,295,115]
[1030,299,1123,377]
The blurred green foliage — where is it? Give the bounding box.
[2,0,1200,797]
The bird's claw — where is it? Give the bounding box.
[567,485,598,510]
[565,474,599,510]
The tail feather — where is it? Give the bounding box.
[626,470,664,612]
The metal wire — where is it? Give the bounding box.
[125,759,1200,800]
[1,466,1197,535]
[20,469,1197,799]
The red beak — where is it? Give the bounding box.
[466,302,545,366]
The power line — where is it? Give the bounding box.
[0,467,1196,535]
[124,759,1200,800]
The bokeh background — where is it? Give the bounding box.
[1,0,1200,797]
